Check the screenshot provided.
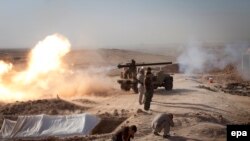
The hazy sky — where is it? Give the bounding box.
[0,0,250,48]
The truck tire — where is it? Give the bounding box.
[164,77,173,91]
[121,82,131,91]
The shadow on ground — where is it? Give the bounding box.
[168,136,202,141]
[154,88,197,95]
[151,101,228,113]
[151,101,230,123]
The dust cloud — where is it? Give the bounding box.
[0,34,114,102]
[0,65,114,102]
[53,68,115,98]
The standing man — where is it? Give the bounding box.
[123,59,136,79]
[144,67,154,111]
[130,59,137,78]
[137,67,145,105]
[151,113,174,138]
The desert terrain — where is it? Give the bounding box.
[0,48,249,141]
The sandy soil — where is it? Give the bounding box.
[40,74,248,141]
[0,49,249,141]
[76,74,249,141]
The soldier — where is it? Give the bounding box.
[144,67,154,111]
[112,125,137,141]
[137,67,145,105]
[123,59,136,79]
[151,113,174,138]
[123,67,130,79]
[130,59,137,78]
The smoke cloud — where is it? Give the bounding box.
[0,62,115,103]
[0,34,115,102]
[177,41,250,80]
[39,67,115,98]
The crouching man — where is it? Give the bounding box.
[151,113,174,138]
[112,125,137,141]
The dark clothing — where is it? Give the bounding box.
[129,60,137,78]
[144,72,154,111]
[112,126,133,141]
[130,60,136,72]
[144,90,153,110]
[145,73,153,92]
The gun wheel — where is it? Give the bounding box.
[164,77,173,91]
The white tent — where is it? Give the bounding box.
[0,113,100,140]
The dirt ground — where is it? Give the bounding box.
[0,49,250,141]
[80,74,249,141]
[35,73,249,141]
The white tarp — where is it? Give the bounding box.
[0,113,100,140]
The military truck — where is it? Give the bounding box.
[117,60,173,93]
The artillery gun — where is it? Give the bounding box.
[117,60,173,93]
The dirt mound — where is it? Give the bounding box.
[193,112,228,125]
[187,123,226,138]
[200,74,250,96]
[0,99,88,128]
[72,99,96,104]
[201,63,250,96]
[0,99,87,115]
[92,109,131,134]
[221,82,250,96]
[92,116,128,134]
[16,134,112,141]
[173,112,229,132]
[174,112,227,140]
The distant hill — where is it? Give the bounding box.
[65,48,175,67]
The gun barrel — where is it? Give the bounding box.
[117,62,172,68]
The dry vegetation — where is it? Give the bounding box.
[200,64,250,96]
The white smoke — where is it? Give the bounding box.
[177,41,250,79]
[223,43,250,79]
[177,41,216,74]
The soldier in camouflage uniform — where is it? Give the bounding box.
[144,67,154,111]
